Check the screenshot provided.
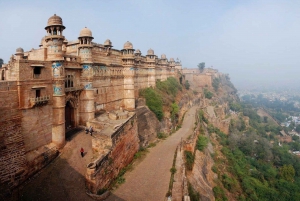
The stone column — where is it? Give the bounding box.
[52,61,66,148]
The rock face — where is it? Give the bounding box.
[136,106,160,147]
[188,150,216,201]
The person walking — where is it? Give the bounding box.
[89,126,93,136]
[85,127,89,134]
[80,147,84,157]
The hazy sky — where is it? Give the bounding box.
[1,0,300,89]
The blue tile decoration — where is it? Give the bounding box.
[53,86,62,95]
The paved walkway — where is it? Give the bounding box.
[106,106,197,201]
[10,130,94,201]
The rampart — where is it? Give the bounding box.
[85,113,139,194]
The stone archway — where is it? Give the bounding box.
[65,100,75,129]
[65,90,80,131]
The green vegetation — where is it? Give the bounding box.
[167,147,178,197]
[196,135,208,151]
[140,88,163,120]
[188,182,200,201]
[185,80,190,90]
[184,150,195,171]
[197,62,205,72]
[140,77,182,121]
[198,109,208,124]
[157,132,167,139]
[214,100,300,200]
[212,77,220,91]
[213,186,227,201]
[170,102,179,122]
[204,88,213,99]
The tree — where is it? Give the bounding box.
[0,58,3,67]
[263,116,268,123]
[280,164,295,182]
[296,125,300,133]
[197,62,205,72]
[184,80,190,90]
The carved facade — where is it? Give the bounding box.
[0,14,182,150]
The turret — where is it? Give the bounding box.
[15,47,24,60]
[44,14,65,61]
[78,27,94,64]
[122,41,135,110]
[146,49,156,87]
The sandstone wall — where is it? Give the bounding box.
[86,114,139,193]
[193,74,212,88]
[21,105,53,152]
[0,81,27,193]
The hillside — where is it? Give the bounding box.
[186,71,300,201]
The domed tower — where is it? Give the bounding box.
[160,54,168,81]
[15,47,24,60]
[103,39,113,55]
[146,48,156,87]
[169,58,176,77]
[78,27,95,124]
[45,14,66,148]
[44,14,65,61]
[78,27,94,64]
[122,41,135,110]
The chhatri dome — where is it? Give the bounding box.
[147,48,154,55]
[170,58,175,62]
[15,47,24,54]
[161,54,166,59]
[79,27,93,38]
[104,39,112,46]
[46,14,65,29]
[135,49,141,54]
[123,41,133,49]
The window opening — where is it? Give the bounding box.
[36,89,41,98]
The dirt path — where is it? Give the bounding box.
[106,106,198,201]
[10,130,94,201]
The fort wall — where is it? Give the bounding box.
[86,114,139,193]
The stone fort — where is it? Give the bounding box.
[0,14,186,189]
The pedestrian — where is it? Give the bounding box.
[85,127,89,134]
[89,126,93,136]
[80,147,84,157]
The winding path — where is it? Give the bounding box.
[106,106,197,201]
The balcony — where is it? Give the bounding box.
[29,95,50,107]
[65,86,84,92]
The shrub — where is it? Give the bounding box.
[170,167,177,174]
[213,186,227,201]
[185,151,195,170]
[185,80,190,90]
[157,132,167,139]
[204,88,213,99]
[140,88,163,120]
[196,135,208,151]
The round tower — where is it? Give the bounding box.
[78,27,95,124]
[146,48,156,87]
[45,14,66,148]
[44,14,65,61]
[122,41,135,110]
[15,47,24,60]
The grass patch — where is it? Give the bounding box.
[157,132,167,139]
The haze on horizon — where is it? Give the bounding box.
[0,0,299,90]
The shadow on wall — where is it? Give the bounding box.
[5,131,124,201]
